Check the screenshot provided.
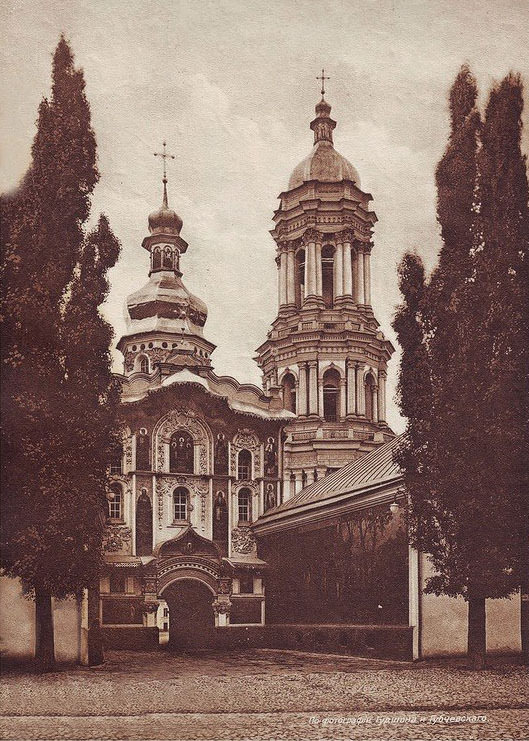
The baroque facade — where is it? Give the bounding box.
[103,174,291,648]
[101,91,396,649]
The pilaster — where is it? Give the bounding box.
[297,362,308,417]
[308,361,319,417]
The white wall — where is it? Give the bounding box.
[0,576,80,662]
[419,554,521,657]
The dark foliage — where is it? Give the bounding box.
[1,37,121,644]
[393,66,529,665]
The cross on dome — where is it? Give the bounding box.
[316,69,330,98]
[154,141,175,208]
[154,141,175,182]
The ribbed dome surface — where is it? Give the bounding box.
[288,141,360,191]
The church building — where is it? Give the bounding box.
[100,90,396,649]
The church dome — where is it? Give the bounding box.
[288,142,360,190]
[148,178,183,235]
[287,95,361,191]
[126,271,208,332]
[148,203,182,235]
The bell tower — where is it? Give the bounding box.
[255,86,394,499]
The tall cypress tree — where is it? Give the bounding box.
[394,67,527,669]
[475,74,529,663]
[1,37,119,671]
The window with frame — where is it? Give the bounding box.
[139,355,149,374]
[238,488,251,523]
[237,449,252,480]
[108,484,122,520]
[173,487,189,522]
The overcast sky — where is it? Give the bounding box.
[2,0,528,433]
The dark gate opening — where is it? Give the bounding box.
[162,578,215,651]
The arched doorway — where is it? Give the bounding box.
[161,578,215,650]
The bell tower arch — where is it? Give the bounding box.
[255,90,395,498]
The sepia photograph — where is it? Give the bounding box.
[1,1,528,739]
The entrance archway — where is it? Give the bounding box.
[161,578,215,650]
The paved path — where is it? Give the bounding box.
[1,649,527,740]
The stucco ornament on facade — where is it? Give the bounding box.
[123,432,133,470]
[212,600,231,615]
[231,526,256,554]
[103,526,132,553]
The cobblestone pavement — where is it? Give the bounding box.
[1,649,527,740]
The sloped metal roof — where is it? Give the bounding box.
[262,434,403,520]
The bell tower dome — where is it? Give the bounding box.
[255,82,394,499]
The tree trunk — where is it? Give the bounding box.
[467,596,486,670]
[35,587,55,673]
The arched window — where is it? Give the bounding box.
[237,449,252,480]
[162,246,173,269]
[321,245,335,308]
[282,373,296,414]
[323,368,341,422]
[138,355,149,374]
[136,428,150,471]
[173,487,189,522]
[169,431,194,473]
[135,490,153,556]
[295,249,305,308]
[365,373,376,421]
[238,488,252,522]
[152,247,162,271]
[108,483,122,520]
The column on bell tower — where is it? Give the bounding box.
[286,243,296,307]
[308,361,318,416]
[333,241,343,302]
[302,229,322,306]
[334,229,355,303]
[277,245,288,309]
[355,245,365,305]
[378,370,387,422]
[355,363,366,416]
[346,358,355,416]
[297,362,308,416]
[364,247,372,305]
